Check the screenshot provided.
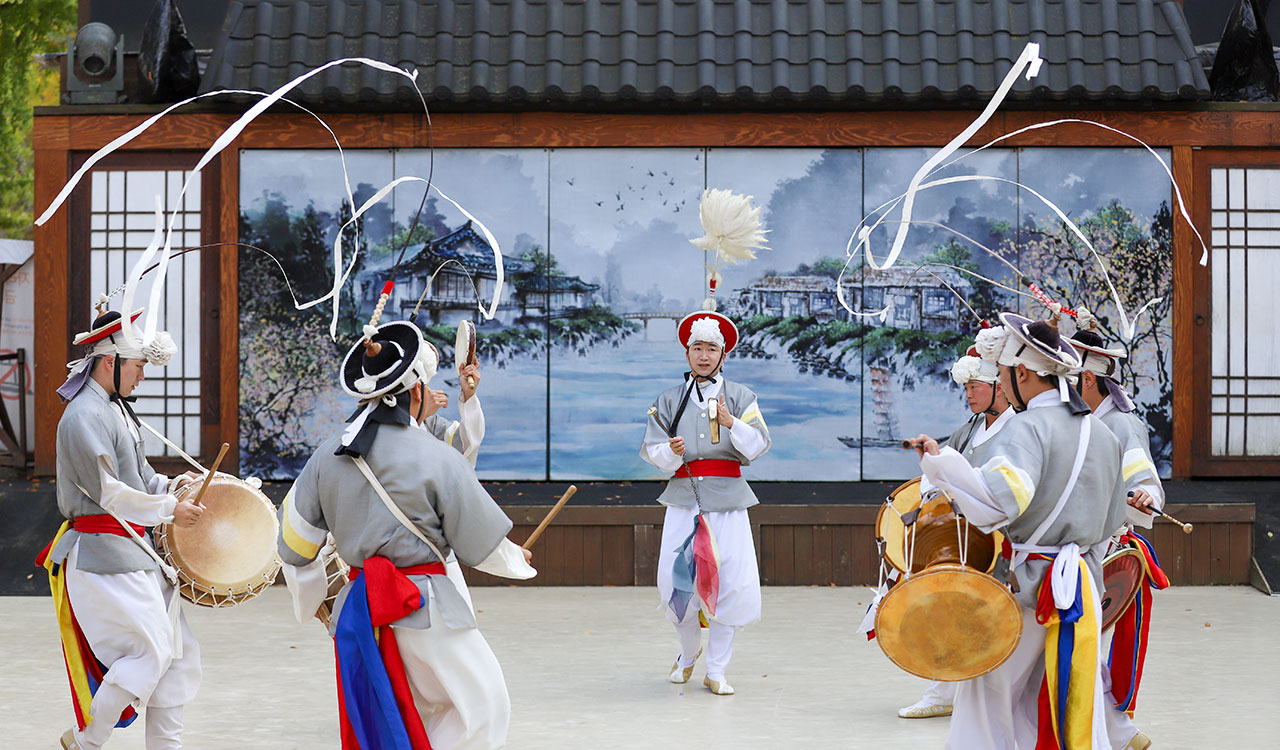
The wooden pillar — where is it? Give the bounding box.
[1170,145,1196,478]
[32,144,69,475]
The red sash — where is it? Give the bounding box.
[337,559,446,750]
[70,514,146,537]
[673,459,742,479]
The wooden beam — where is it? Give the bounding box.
[216,145,242,473]
[30,109,1280,153]
[32,147,68,475]
[1171,145,1196,478]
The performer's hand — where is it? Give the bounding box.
[522,547,533,565]
[173,471,202,492]
[715,393,734,428]
[909,434,939,458]
[422,388,449,417]
[173,499,204,527]
[1127,489,1156,515]
[669,436,686,456]
[459,364,480,401]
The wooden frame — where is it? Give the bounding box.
[30,107,1280,475]
[34,148,232,473]
[1188,148,1280,476]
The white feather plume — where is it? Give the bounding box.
[973,326,1008,364]
[690,189,769,264]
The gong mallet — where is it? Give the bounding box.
[190,442,230,506]
[523,485,579,550]
[1129,491,1193,533]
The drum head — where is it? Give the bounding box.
[875,565,1022,681]
[1101,548,1146,632]
[168,476,279,592]
[876,477,924,573]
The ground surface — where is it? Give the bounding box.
[4,586,1275,749]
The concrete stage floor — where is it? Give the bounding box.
[4,586,1275,749]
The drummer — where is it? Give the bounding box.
[899,327,1013,720]
[911,312,1148,750]
[37,308,205,750]
[1069,308,1164,749]
[640,310,770,696]
[277,320,536,749]
[1068,308,1165,527]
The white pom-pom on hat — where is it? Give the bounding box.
[142,330,177,367]
[690,189,770,264]
[951,354,999,385]
[687,317,726,349]
[973,326,1008,364]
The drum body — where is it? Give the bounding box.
[315,547,351,628]
[154,474,281,608]
[875,477,1004,575]
[874,477,1020,681]
[1100,547,1147,632]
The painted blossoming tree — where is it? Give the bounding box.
[1015,200,1175,467]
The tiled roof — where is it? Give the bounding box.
[202,0,1210,110]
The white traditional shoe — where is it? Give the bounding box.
[1126,730,1152,749]
[703,676,735,695]
[60,729,83,750]
[668,647,702,684]
[897,702,953,719]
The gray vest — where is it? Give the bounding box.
[641,378,771,513]
[49,378,163,574]
[1098,405,1162,492]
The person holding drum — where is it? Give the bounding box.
[277,320,536,750]
[39,308,206,750]
[640,310,771,696]
[898,328,1014,720]
[912,313,1150,750]
[1069,308,1165,527]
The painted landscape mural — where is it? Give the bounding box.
[239,147,1175,481]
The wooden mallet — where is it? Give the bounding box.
[523,485,578,550]
[190,442,230,507]
[1129,491,1193,533]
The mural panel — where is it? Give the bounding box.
[546,149,705,480]
[707,148,865,481]
[860,148,1020,480]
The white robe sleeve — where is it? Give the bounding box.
[96,456,177,526]
[456,394,486,466]
[920,447,1009,532]
[1125,481,1164,528]
[147,472,171,495]
[472,537,537,580]
[281,547,331,624]
[644,440,683,473]
[726,416,768,461]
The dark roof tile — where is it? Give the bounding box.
[201,0,1210,110]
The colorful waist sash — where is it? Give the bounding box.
[1027,549,1101,750]
[1108,531,1169,717]
[673,459,741,479]
[335,557,446,750]
[35,521,139,732]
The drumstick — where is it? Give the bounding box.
[523,485,578,550]
[190,442,230,507]
[647,406,671,435]
[1128,491,1193,533]
[900,434,951,450]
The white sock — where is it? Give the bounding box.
[145,705,184,750]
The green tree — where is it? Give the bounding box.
[0,0,77,239]
[518,246,563,277]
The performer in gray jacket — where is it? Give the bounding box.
[915,312,1143,750]
[1069,309,1164,527]
[640,311,770,696]
[43,309,204,750]
[278,320,534,750]
[900,326,1014,720]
